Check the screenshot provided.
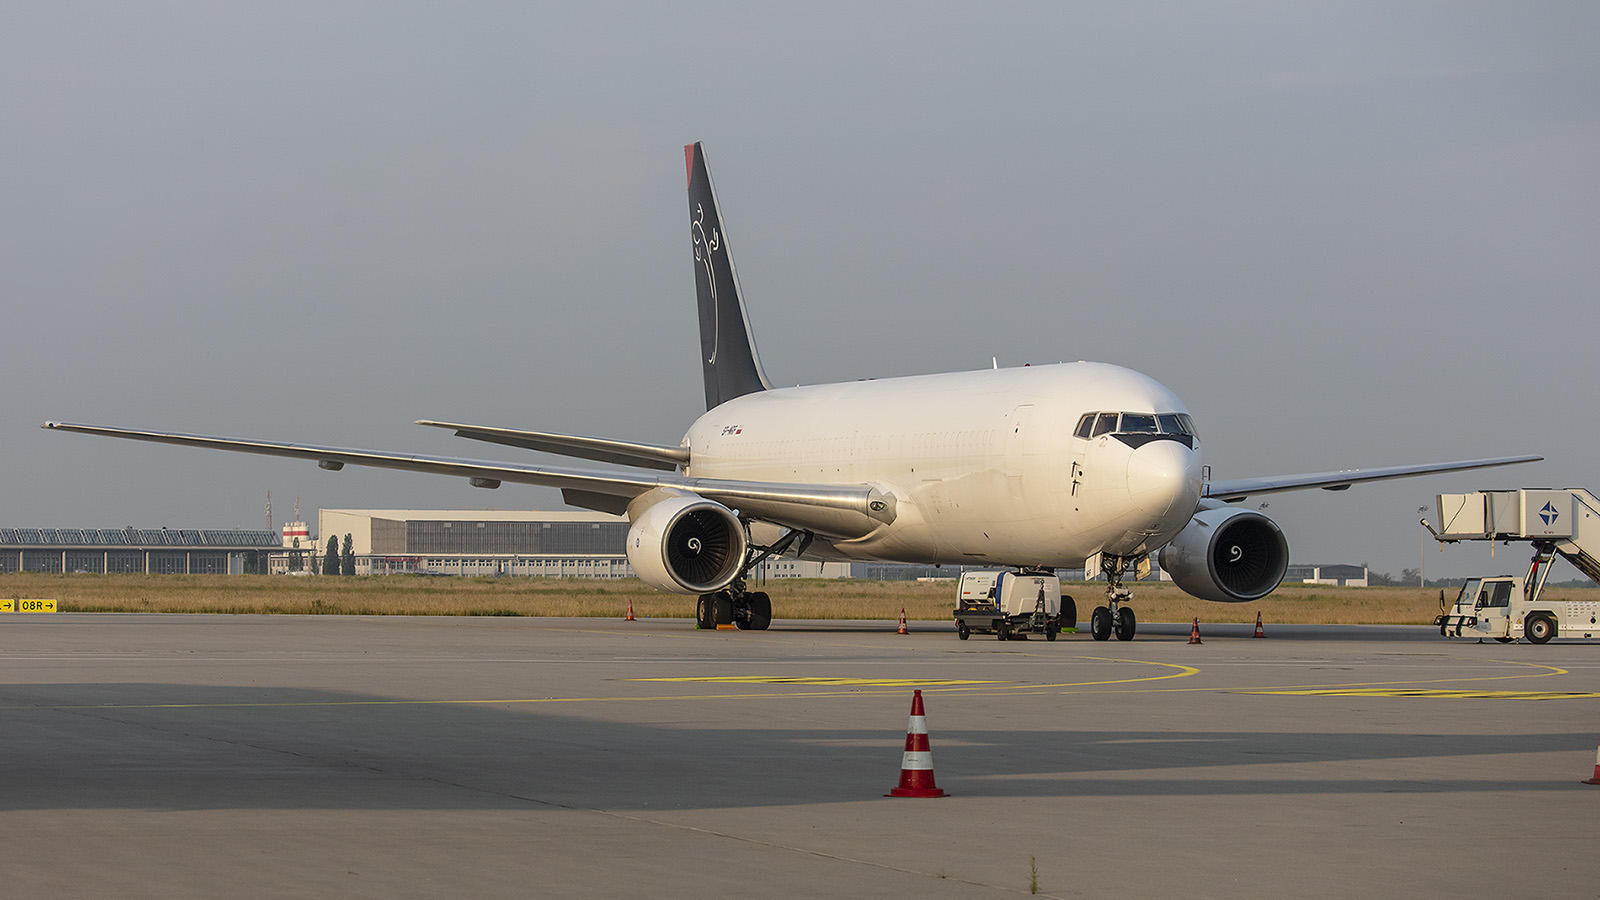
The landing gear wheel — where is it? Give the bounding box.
[957,620,970,640]
[714,593,734,626]
[696,595,717,630]
[1114,607,1137,642]
[1060,596,1076,631]
[1090,606,1112,641]
[748,592,772,630]
[1526,614,1556,644]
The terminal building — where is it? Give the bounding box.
[318,509,851,579]
[0,527,281,574]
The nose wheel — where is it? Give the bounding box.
[1090,555,1140,641]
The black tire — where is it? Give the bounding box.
[997,622,1009,641]
[1114,607,1137,642]
[1495,637,1514,643]
[1090,606,1112,641]
[1526,614,1556,644]
[1060,596,1077,630]
[1045,622,1058,642]
[749,592,772,630]
[957,620,970,640]
[696,595,717,630]
[714,593,734,626]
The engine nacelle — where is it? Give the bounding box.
[1158,503,1289,603]
[625,494,748,595]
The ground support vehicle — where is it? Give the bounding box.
[952,570,1074,641]
[1426,489,1600,643]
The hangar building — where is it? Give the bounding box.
[318,509,851,579]
[0,527,281,574]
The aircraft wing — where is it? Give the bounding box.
[40,422,894,537]
[413,420,688,471]
[1204,455,1543,502]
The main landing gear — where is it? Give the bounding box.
[696,581,773,630]
[695,526,811,631]
[1089,554,1139,642]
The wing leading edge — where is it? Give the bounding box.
[1205,455,1543,502]
[414,420,688,471]
[40,421,894,537]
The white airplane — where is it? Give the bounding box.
[45,142,1539,638]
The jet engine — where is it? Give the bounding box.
[625,494,748,595]
[1158,502,1289,603]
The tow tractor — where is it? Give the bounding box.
[952,570,1076,641]
[1425,489,1600,644]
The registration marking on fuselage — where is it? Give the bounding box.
[629,676,1004,687]
[1242,688,1600,701]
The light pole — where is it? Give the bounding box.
[1418,506,1429,587]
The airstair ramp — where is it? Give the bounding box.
[1432,489,1600,584]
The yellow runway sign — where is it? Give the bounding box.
[3,599,57,613]
[1245,688,1600,701]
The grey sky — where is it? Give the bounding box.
[5,2,1596,580]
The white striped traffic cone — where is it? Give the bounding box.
[1584,741,1600,785]
[886,689,946,798]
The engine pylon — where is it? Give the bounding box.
[886,690,946,798]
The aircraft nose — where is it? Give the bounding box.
[1125,440,1202,520]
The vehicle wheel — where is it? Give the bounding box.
[997,622,1009,641]
[957,620,970,640]
[1090,606,1112,641]
[1060,596,1077,630]
[1114,607,1137,641]
[696,595,717,629]
[1494,637,1514,643]
[714,593,734,626]
[749,592,772,630]
[1045,622,1058,642]
[1526,614,1555,644]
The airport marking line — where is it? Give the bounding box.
[629,676,1001,686]
[1240,688,1600,700]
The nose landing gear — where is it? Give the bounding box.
[1089,554,1140,642]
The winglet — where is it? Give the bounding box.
[686,142,771,411]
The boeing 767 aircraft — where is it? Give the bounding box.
[46,143,1539,637]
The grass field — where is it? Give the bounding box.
[0,572,1551,625]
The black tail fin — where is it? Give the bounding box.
[686,142,770,411]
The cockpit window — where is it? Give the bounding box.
[1077,410,1198,440]
[1120,413,1157,433]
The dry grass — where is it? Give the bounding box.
[0,573,1553,625]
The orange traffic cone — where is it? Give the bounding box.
[1188,617,1203,645]
[897,607,909,635]
[1584,741,1600,785]
[887,690,946,797]
[625,600,635,621]
[1253,611,1265,638]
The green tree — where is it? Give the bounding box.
[323,536,339,575]
[341,533,355,576]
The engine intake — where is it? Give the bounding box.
[1158,504,1289,603]
[626,494,747,595]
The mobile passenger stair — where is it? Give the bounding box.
[1424,489,1600,641]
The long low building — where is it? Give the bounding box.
[318,509,852,579]
[0,527,281,574]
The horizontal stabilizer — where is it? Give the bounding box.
[415,420,687,471]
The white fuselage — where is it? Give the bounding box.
[681,362,1205,568]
